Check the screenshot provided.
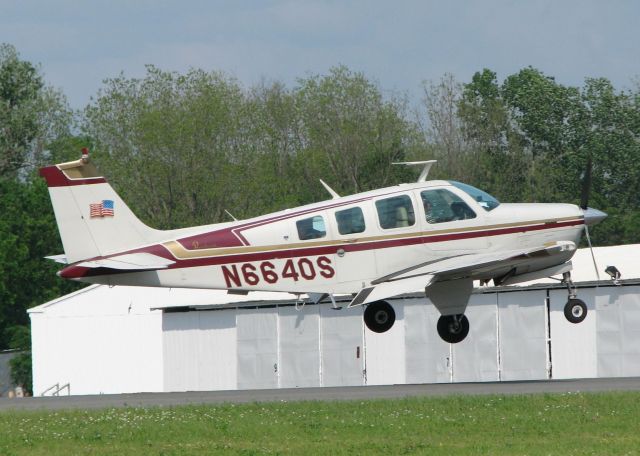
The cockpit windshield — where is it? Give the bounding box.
[448,181,500,211]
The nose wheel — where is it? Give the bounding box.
[562,271,588,324]
[564,298,587,324]
[437,314,469,343]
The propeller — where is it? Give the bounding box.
[580,155,607,226]
[578,155,604,280]
[580,156,592,210]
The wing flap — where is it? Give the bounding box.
[349,275,435,307]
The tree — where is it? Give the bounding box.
[7,325,32,395]
[295,66,418,195]
[455,69,530,201]
[0,44,77,350]
[457,67,640,245]
[84,66,250,228]
[0,178,80,349]
[0,43,72,178]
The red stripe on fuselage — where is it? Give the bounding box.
[60,219,583,278]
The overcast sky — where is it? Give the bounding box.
[3,0,639,109]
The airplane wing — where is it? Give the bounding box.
[349,240,576,308]
[76,252,175,270]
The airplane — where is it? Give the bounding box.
[40,149,607,343]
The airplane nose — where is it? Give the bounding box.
[583,207,607,226]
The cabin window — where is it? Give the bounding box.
[296,215,326,240]
[421,189,476,224]
[335,207,366,235]
[375,195,415,229]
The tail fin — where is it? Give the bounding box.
[39,150,163,263]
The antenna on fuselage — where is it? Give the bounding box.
[392,160,437,182]
[224,209,238,221]
[319,179,340,199]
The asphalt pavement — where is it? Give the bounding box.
[1,377,640,411]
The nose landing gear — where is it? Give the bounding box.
[562,271,587,324]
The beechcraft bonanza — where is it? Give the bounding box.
[40,150,607,343]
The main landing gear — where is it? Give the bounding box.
[363,300,396,333]
[562,272,587,324]
[363,301,470,343]
[437,314,469,344]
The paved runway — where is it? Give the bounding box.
[2,377,640,411]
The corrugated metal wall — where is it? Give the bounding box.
[31,283,640,395]
[161,284,640,393]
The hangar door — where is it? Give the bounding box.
[497,290,549,380]
[452,293,499,382]
[549,288,597,379]
[404,300,451,383]
[163,309,237,392]
[278,305,320,388]
[237,307,278,390]
[596,286,640,378]
[320,304,364,387]
[365,302,406,385]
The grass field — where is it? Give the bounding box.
[1,392,639,455]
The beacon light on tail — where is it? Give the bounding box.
[40,149,606,343]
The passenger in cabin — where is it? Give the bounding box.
[395,206,410,227]
[451,201,475,220]
[423,198,434,223]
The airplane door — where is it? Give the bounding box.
[418,188,489,253]
[371,193,425,279]
[330,204,378,284]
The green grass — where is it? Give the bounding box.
[1,392,639,455]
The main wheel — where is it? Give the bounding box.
[364,301,396,333]
[437,314,469,344]
[564,298,587,324]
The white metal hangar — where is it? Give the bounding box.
[29,245,640,396]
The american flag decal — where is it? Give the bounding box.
[90,200,115,218]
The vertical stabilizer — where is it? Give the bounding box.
[39,150,163,263]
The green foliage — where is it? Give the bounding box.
[0,44,43,176]
[1,392,640,454]
[0,43,73,178]
[6,325,32,394]
[0,176,81,349]
[83,64,418,228]
[450,67,640,244]
[8,352,31,395]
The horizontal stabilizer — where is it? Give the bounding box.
[77,252,175,270]
[45,254,68,264]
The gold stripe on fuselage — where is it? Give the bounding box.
[162,216,583,261]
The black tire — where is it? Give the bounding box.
[564,298,587,324]
[364,301,396,333]
[437,314,470,344]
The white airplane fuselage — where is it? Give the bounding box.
[58,179,585,294]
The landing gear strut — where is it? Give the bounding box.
[437,314,469,344]
[364,301,396,333]
[562,271,587,324]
